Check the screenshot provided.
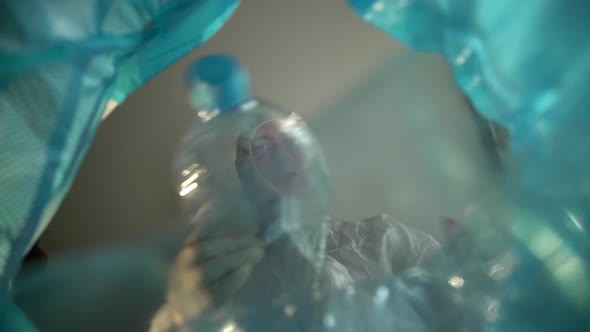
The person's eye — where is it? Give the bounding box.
[236,145,250,156]
[252,139,272,156]
[254,143,271,153]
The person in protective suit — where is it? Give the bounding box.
[156,109,441,329]
[235,111,441,288]
[12,109,487,331]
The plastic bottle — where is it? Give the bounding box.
[167,54,333,327]
[173,53,330,244]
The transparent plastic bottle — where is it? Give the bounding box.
[347,1,590,330]
[168,54,332,326]
[174,54,272,232]
[173,54,329,242]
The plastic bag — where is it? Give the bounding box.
[347,0,590,330]
[0,0,239,286]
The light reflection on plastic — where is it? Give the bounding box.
[485,301,499,321]
[182,163,200,176]
[181,172,200,189]
[281,114,299,128]
[179,182,198,196]
[101,99,119,120]
[488,263,506,280]
[240,99,259,111]
[220,321,242,332]
[179,164,202,196]
[565,210,585,232]
[448,276,465,288]
[468,74,482,89]
[372,1,384,11]
[323,314,336,329]
[198,109,220,122]
[283,304,297,318]
[373,285,390,306]
[454,47,473,65]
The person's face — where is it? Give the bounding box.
[250,118,314,195]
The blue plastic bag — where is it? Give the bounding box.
[346,0,590,330]
[0,0,239,287]
[346,0,590,208]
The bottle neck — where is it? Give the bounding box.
[193,97,259,123]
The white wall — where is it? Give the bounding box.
[39,0,494,253]
[312,52,496,237]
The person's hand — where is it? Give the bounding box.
[168,235,264,309]
[166,199,264,322]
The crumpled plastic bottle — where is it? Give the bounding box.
[173,53,331,246]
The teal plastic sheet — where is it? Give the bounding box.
[0,0,239,287]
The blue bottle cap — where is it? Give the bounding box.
[186,54,252,113]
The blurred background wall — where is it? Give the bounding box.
[39,0,495,253]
